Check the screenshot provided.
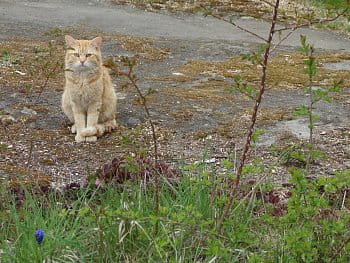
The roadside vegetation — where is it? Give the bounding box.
[0,158,349,262]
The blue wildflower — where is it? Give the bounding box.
[35,229,44,245]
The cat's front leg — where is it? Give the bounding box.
[72,104,86,142]
[83,103,101,142]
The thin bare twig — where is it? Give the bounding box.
[26,140,34,169]
[1,122,11,141]
[341,189,347,210]
[270,27,297,53]
[200,3,268,43]
[36,61,61,100]
[216,0,281,232]
[273,9,348,33]
[271,9,348,52]
[210,13,268,43]
[105,59,159,213]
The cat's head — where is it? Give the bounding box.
[65,35,102,72]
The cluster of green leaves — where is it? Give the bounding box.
[1,50,12,64]
[277,168,350,262]
[271,143,324,167]
[225,44,270,100]
[0,50,20,65]
[241,44,269,66]
[229,77,258,99]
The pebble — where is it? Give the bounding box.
[172,72,185,76]
[115,92,127,100]
[344,161,350,168]
[126,117,140,127]
[21,107,37,116]
[14,70,26,76]
[0,115,16,125]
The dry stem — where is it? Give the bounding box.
[215,0,281,232]
[105,60,159,213]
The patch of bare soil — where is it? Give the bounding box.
[1,25,350,187]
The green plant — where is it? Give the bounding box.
[277,168,350,262]
[1,50,11,63]
[44,27,64,38]
[295,35,342,171]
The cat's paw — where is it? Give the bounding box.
[95,124,105,137]
[81,127,97,137]
[75,134,85,143]
[105,119,117,133]
[71,124,76,134]
[85,136,97,142]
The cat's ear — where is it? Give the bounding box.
[90,37,102,48]
[65,35,77,47]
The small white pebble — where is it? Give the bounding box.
[14,70,26,76]
[172,72,185,76]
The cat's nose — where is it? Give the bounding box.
[80,60,85,65]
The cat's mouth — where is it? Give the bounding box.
[76,64,91,71]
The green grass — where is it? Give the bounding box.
[0,166,349,262]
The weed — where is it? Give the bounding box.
[44,27,64,38]
[294,35,342,171]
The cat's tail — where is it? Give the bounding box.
[80,119,117,137]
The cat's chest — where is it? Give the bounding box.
[70,82,103,105]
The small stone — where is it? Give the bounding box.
[311,86,324,91]
[115,92,127,100]
[241,16,253,20]
[0,115,16,125]
[206,135,213,140]
[21,107,37,116]
[205,158,216,164]
[345,161,350,168]
[320,131,327,135]
[172,72,185,76]
[126,117,140,127]
[14,70,26,76]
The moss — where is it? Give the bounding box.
[169,109,194,122]
[147,74,195,83]
[0,143,8,153]
[115,35,170,60]
[174,51,350,90]
[150,84,233,105]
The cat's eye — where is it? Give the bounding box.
[73,53,79,57]
[86,53,92,57]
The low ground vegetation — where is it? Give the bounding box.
[0,158,349,262]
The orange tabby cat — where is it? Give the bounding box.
[62,35,117,142]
